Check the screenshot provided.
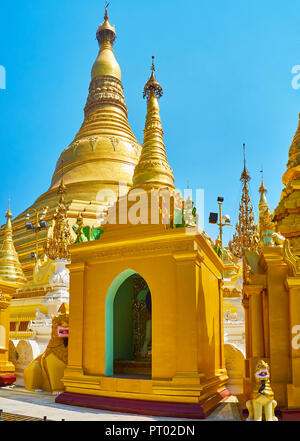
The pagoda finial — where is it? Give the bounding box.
[105,1,110,19]
[241,143,250,182]
[6,199,12,221]
[132,59,174,190]
[258,170,271,236]
[143,56,163,99]
[151,55,155,73]
[92,3,120,80]
[228,146,259,258]
[96,2,116,46]
[259,167,267,195]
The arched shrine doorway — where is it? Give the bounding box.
[105,270,152,378]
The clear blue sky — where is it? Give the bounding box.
[1,0,300,245]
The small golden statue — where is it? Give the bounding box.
[24,303,69,394]
[72,213,104,243]
[246,360,278,421]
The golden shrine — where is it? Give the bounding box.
[54,28,229,417]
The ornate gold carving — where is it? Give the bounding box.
[85,76,127,116]
[132,277,149,358]
[0,291,10,309]
[283,239,300,275]
[229,146,259,258]
[44,182,72,261]
[91,240,192,261]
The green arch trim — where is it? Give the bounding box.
[105,269,137,376]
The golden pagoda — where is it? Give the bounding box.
[10,6,142,279]
[0,205,26,385]
[274,113,300,253]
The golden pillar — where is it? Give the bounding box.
[0,287,15,384]
[286,276,300,406]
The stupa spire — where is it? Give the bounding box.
[258,171,270,213]
[0,203,27,284]
[258,171,272,236]
[229,144,259,258]
[48,5,141,197]
[132,57,174,190]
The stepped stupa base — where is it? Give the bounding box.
[55,389,230,419]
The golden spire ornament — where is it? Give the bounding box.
[132,56,174,190]
[258,170,272,236]
[44,175,72,261]
[93,2,119,80]
[229,144,259,258]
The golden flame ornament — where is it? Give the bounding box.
[229,144,259,258]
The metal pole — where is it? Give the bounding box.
[218,202,223,251]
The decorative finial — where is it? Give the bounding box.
[96,1,116,46]
[151,56,155,73]
[259,167,267,194]
[242,143,247,172]
[143,56,163,100]
[6,198,12,220]
[228,143,258,258]
[241,143,250,182]
[105,1,109,19]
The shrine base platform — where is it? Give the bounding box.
[55,388,231,419]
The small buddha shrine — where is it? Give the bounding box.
[55,16,229,417]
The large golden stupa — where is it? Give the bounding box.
[10,8,142,278]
